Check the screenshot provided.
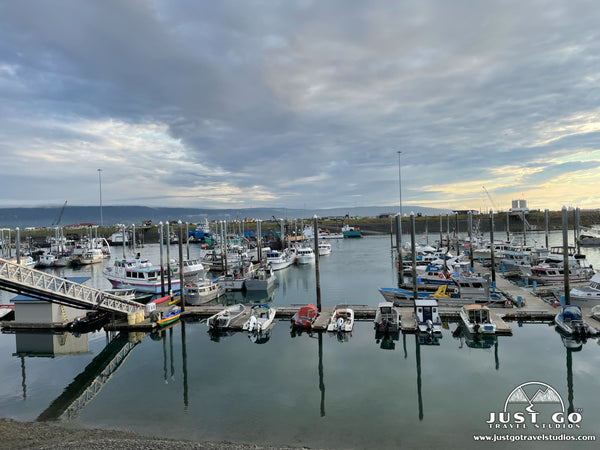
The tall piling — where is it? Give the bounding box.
[490,210,496,284]
[178,221,185,311]
[314,215,321,311]
[562,207,570,305]
[159,222,165,297]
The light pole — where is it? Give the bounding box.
[397,151,403,244]
[97,169,103,226]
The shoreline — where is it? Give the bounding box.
[0,418,308,450]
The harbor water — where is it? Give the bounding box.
[1,233,599,448]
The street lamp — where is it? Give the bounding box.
[97,169,103,226]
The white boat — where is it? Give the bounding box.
[326,307,354,332]
[76,248,104,265]
[177,258,206,279]
[103,257,180,294]
[244,264,275,291]
[578,225,600,246]
[414,299,443,335]
[374,302,401,333]
[242,304,276,333]
[318,240,332,256]
[216,273,246,291]
[266,249,295,271]
[294,245,315,264]
[207,304,246,330]
[554,305,597,337]
[569,273,600,306]
[184,279,224,305]
[459,304,496,334]
[526,264,594,285]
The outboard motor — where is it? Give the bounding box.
[426,319,433,335]
[336,316,344,332]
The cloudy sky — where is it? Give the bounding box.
[1,0,598,212]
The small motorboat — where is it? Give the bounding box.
[554,305,597,337]
[157,307,181,328]
[291,303,319,329]
[326,307,354,332]
[414,299,443,335]
[71,310,109,333]
[242,304,276,333]
[459,304,496,334]
[374,302,401,333]
[206,304,246,330]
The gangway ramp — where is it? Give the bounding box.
[0,258,144,315]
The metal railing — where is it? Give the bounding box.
[0,258,144,315]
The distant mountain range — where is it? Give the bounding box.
[0,205,451,228]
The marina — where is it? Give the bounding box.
[0,229,599,448]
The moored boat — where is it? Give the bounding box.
[342,224,362,238]
[157,307,181,327]
[266,249,295,270]
[414,299,443,335]
[317,240,332,256]
[554,305,597,337]
[326,307,354,332]
[569,272,600,307]
[242,304,276,333]
[374,301,401,333]
[293,245,315,264]
[459,304,496,334]
[184,278,224,305]
[103,257,180,294]
[207,304,246,330]
[291,303,319,329]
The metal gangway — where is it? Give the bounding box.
[0,258,144,315]
[38,334,139,421]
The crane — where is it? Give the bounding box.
[53,201,68,226]
[482,186,498,212]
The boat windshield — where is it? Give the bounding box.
[562,306,583,321]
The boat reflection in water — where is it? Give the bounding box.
[248,328,272,344]
[453,323,500,370]
[375,330,400,350]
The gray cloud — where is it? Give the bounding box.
[0,0,599,210]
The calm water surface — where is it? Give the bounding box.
[1,233,599,449]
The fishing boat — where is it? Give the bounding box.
[103,257,180,294]
[414,299,443,335]
[73,248,104,266]
[242,304,276,333]
[342,224,362,238]
[526,264,595,285]
[326,307,354,332]
[244,264,275,291]
[293,245,315,264]
[379,274,507,307]
[459,304,496,334]
[157,307,181,328]
[578,225,600,246]
[184,279,224,305]
[374,301,401,333]
[266,249,295,270]
[206,304,246,330]
[554,305,597,337]
[569,272,600,307]
[317,240,332,256]
[291,303,319,329]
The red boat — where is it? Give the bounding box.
[291,303,319,328]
